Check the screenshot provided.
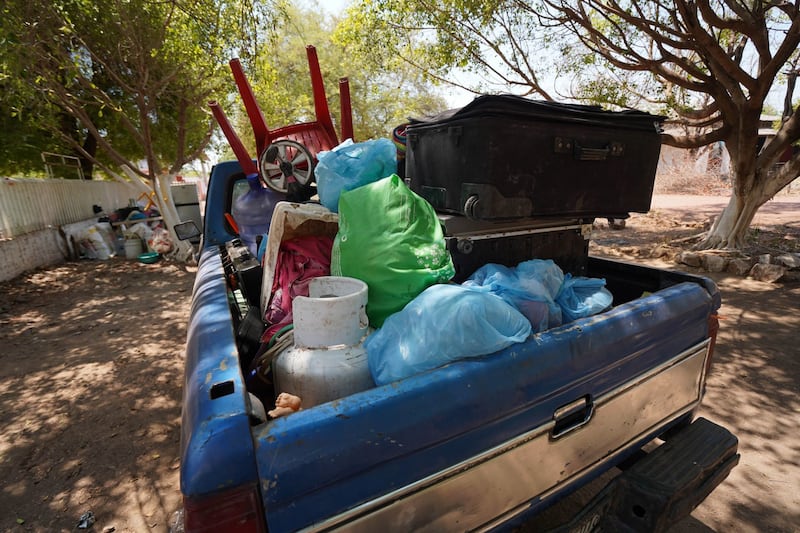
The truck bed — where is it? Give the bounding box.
[180,245,721,532]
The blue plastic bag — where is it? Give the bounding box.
[365,284,532,385]
[555,274,614,323]
[463,260,564,332]
[315,138,397,212]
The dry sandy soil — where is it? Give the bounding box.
[0,261,192,532]
[0,194,798,533]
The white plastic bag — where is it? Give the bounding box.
[147,227,173,254]
[81,226,112,260]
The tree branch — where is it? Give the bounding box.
[675,1,757,93]
[45,82,149,179]
[661,126,729,148]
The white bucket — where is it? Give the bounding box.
[292,276,369,348]
[124,237,143,259]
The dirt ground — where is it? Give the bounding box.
[0,261,193,532]
[1,194,798,533]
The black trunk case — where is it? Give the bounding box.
[440,215,590,283]
[405,95,665,221]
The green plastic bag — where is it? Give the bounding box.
[331,174,455,327]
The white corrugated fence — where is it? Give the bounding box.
[0,177,136,239]
[0,177,139,282]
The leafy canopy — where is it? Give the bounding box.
[0,0,281,179]
[213,0,447,162]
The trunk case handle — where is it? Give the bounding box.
[554,137,625,160]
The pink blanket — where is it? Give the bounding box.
[261,235,334,342]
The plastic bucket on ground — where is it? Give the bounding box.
[124,237,143,259]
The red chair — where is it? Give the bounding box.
[209,45,353,195]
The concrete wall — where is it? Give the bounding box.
[0,217,107,283]
[0,228,66,282]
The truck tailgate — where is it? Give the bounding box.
[254,280,717,532]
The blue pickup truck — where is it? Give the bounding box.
[176,159,738,533]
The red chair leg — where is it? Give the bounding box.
[209,101,259,176]
[339,77,354,142]
[306,45,339,146]
[229,58,271,155]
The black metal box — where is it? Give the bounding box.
[405,95,665,220]
[440,214,591,283]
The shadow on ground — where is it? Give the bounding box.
[683,274,800,532]
[0,258,194,532]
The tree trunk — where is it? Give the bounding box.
[79,133,98,179]
[694,162,787,250]
[155,173,196,263]
[694,191,760,249]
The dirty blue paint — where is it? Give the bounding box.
[254,282,717,531]
[180,249,259,498]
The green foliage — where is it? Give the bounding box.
[0,0,282,179]
[336,0,562,99]
[337,0,797,125]
[0,77,65,176]
[0,9,67,176]
[215,0,447,163]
